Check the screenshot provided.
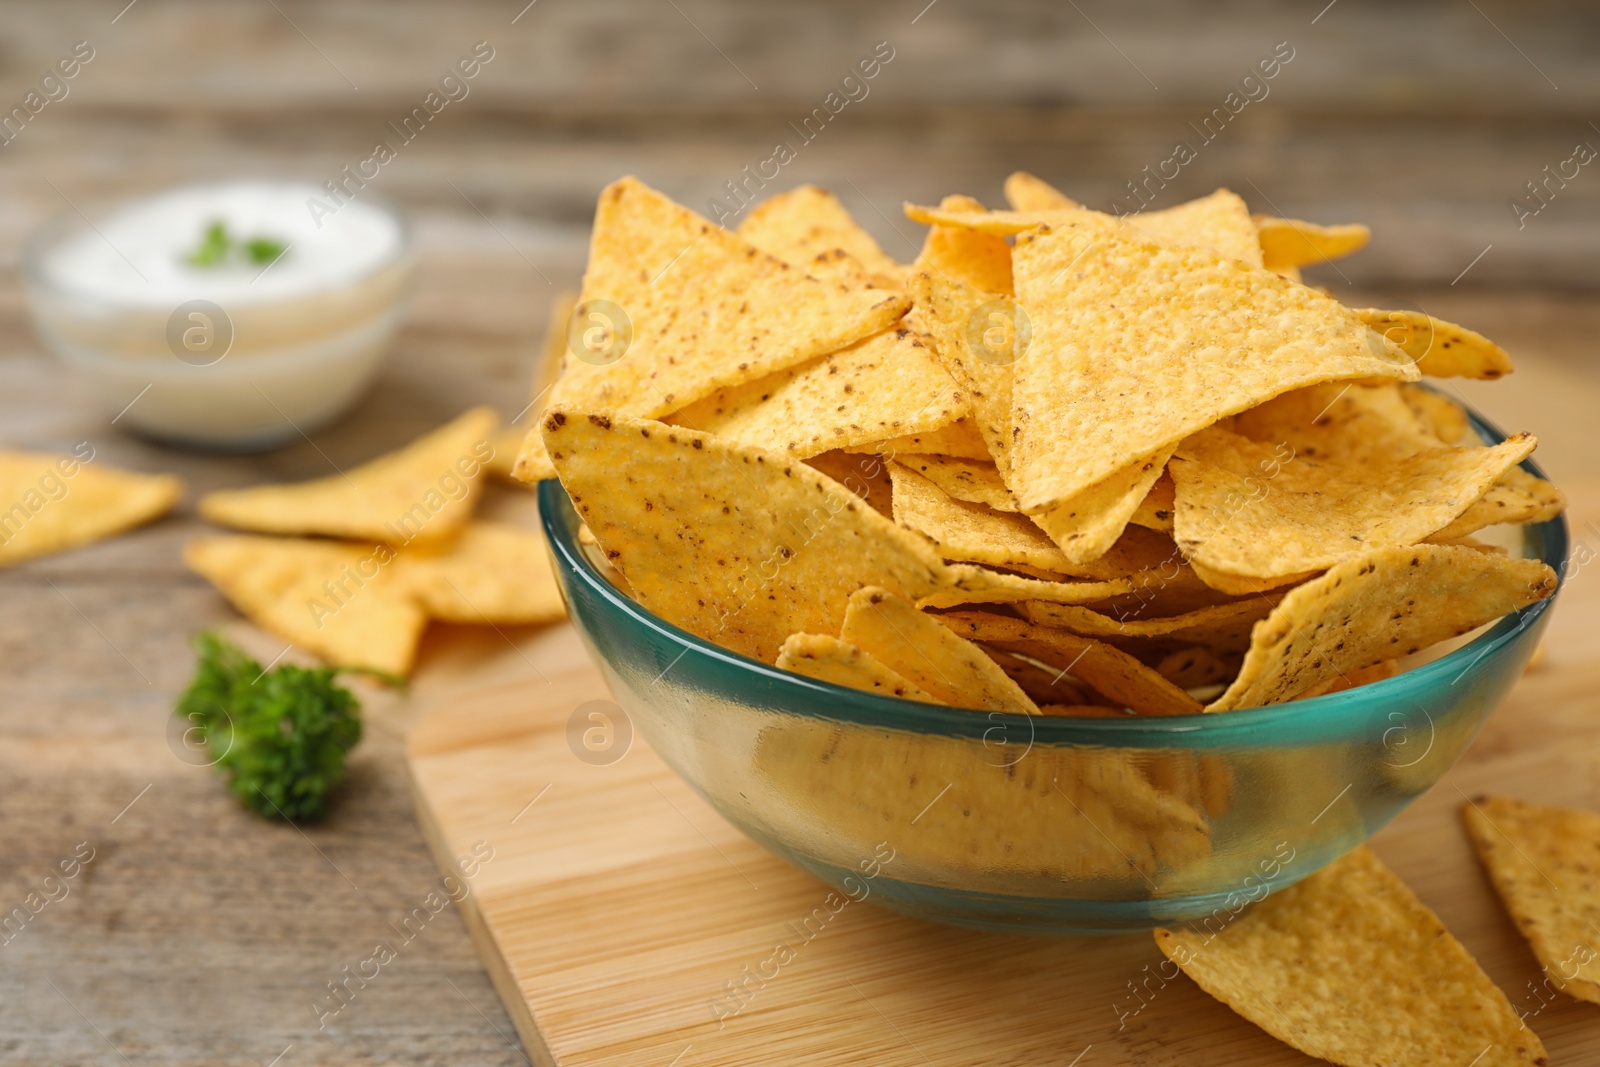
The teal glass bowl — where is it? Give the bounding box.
[535,411,1566,933]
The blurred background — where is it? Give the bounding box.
[3,2,1598,1064]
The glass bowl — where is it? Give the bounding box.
[22,181,415,452]
[535,408,1566,933]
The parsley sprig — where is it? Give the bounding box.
[175,633,382,821]
[183,220,288,269]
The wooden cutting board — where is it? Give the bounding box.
[405,602,1600,1066]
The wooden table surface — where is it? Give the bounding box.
[2,3,1599,1064]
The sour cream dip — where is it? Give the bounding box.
[24,180,414,450]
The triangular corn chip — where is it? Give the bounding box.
[1003,171,1077,211]
[396,522,565,625]
[775,632,935,702]
[736,184,902,279]
[1127,189,1263,266]
[1400,382,1473,443]
[1233,381,1445,463]
[845,418,992,462]
[1253,214,1371,270]
[1155,846,1547,1067]
[0,451,180,567]
[200,407,498,544]
[1170,425,1536,580]
[903,201,1078,235]
[1023,597,1277,655]
[937,611,1203,715]
[1008,215,1418,512]
[1462,794,1600,1005]
[803,449,895,517]
[890,463,1177,581]
[511,289,580,483]
[913,194,1013,294]
[840,588,1037,713]
[1433,468,1566,540]
[896,453,1014,511]
[549,178,908,420]
[667,325,965,457]
[912,270,1020,477]
[1356,309,1513,379]
[185,535,427,676]
[983,647,1097,707]
[1209,544,1556,711]
[1133,473,1175,531]
[1029,445,1176,564]
[541,408,948,662]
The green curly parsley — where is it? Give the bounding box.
[175,633,370,822]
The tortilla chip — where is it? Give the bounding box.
[913,194,1013,294]
[511,289,580,482]
[891,463,1178,580]
[902,202,1079,236]
[1029,446,1176,564]
[1169,425,1536,579]
[938,611,1203,715]
[1133,473,1175,531]
[919,565,1140,610]
[1233,381,1445,464]
[896,453,1014,511]
[1003,171,1078,212]
[1131,189,1263,266]
[1008,215,1418,512]
[1253,214,1371,270]
[983,647,1097,706]
[1293,659,1400,700]
[1155,846,1546,1067]
[0,451,180,567]
[1356,309,1514,380]
[541,408,948,663]
[736,184,902,280]
[1154,646,1237,689]
[1188,560,1317,596]
[396,522,566,625]
[1462,794,1600,1005]
[1208,544,1557,711]
[1433,470,1567,539]
[185,535,426,676]
[804,450,895,517]
[667,325,965,457]
[751,718,1209,888]
[775,632,935,703]
[911,270,1021,478]
[1023,597,1277,655]
[841,588,1038,713]
[547,178,908,421]
[1400,382,1473,444]
[199,407,498,544]
[846,418,992,462]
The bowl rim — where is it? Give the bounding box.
[537,399,1568,747]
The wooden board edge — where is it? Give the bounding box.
[405,753,559,1067]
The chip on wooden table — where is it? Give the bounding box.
[541,408,950,663]
[1253,214,1371,271]
[736,183,903,280]
[185,535,427,677]
[0,450,181,567]
[1007,214,1418,513]
[545,178,908,424]
[776,632,935,703]
[839,587,1037,713]
[1462,794,1600,1005]
[396,522,566,626]
[1155,846,1546,1067]
[199,407,498,545]
[1208,544,1556,711]
[667,325,965,457]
